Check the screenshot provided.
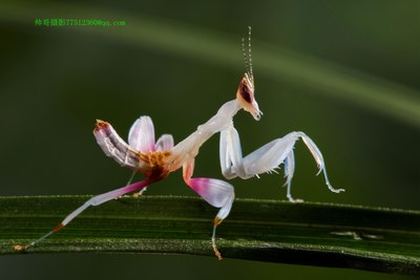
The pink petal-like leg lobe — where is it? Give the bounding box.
[188,178,234,211]
[183,160,234,220]
[183,160,235,260]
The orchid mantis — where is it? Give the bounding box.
[14,27,344,260]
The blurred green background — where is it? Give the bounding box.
[0,1,419,279]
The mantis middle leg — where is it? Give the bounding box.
[182,159,235,260]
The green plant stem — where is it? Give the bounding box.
[0,195,419,275]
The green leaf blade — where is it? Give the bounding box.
[0,195,419,275]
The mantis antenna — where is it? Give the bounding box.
[241,37,249,74]
[247,26,253,79]
[241,26,253,79]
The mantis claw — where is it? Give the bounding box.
[288,196,304,203]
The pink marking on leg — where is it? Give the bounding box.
[182,160,195,182]
[189,178,210,194]
[88,179,151,207]
[188,178,233,208]
[113,179,150,197]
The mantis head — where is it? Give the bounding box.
[236,72,262,121]
[236,26,262,121]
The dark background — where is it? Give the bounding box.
[0,1,419,279]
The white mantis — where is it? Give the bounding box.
[14,27,344,259]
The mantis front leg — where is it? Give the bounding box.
[219,125,344,202]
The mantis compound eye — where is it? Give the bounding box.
[240,83,252,103]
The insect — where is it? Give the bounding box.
[14,27,344,259]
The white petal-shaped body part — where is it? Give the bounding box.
[128,116,156,153]
[155,134,174,151]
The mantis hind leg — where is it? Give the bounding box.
[14,180,151,251]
